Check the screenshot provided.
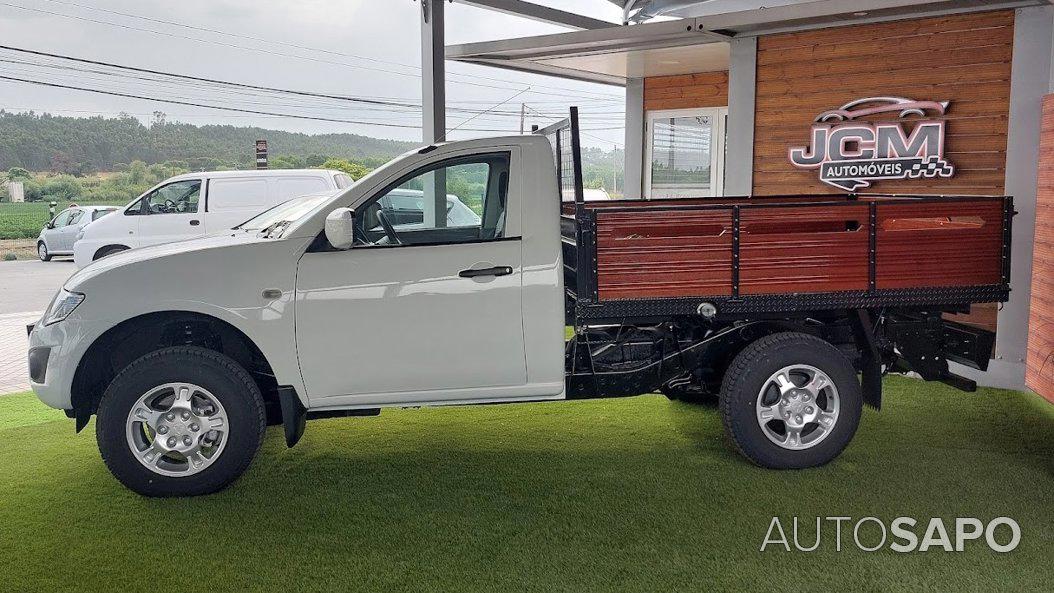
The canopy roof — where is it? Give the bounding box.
[450,0,1048,85]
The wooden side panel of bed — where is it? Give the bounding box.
[587,196,1006,303]
[875,200,1004,289]
[740,205,870,294]
[595,210,733,300]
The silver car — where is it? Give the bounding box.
[37,206,119,262]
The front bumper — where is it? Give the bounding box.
[28,317,92,410]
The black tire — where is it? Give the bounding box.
[96,346,267,497]
[719,332,862,469]
[94,245,129,260]
[37,241,52,262]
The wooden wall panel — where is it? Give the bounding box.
[644,72,728,111]
[1026,95,1054,404]
[752,10,1013,197]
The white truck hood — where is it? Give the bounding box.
[65,232,270,291]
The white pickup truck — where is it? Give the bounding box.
[28,110,1010,496]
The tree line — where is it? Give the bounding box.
[0,111,625,201]
[0,111,415,174]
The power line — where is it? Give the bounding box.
[0,45,628,121]
[523,104,624,146]
[0,75,526,132]
[0,44,419,108]
[1,0,624,102]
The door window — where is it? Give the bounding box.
[645,107,727,198]
[91,209,116,221]
[358,153,510,246]
[67,210,84,225]
[51,209,73,227]
[132,180,201,215]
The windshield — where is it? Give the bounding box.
[236,192,334,237]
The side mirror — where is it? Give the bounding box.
[325,207,356,250]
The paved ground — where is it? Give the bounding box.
[0,260,76,394]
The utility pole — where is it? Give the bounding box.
[519,103,526,135]
[613,147,618,195]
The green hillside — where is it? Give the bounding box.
[0,111,416,173]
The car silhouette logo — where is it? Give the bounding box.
[815,97,950,122]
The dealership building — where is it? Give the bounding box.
[416,0,1054,400]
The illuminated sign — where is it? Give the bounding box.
[788,97,955,191]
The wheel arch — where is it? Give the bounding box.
[71,311,283,424]
[93,244,131,260]
[698,318,840,386]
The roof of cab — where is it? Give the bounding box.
[166,168,344,182]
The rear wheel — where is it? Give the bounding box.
[94,245,129,260]
[96,346,267,497]
[37,241,51,262]
[719,332,861,469]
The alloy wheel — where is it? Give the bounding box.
[124,382,230,477]
[755,364,840,450]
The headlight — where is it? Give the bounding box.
[43,289,85,326]
[75,229,85,242]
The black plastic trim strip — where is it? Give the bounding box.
[309,234,522,253]
[575,285,1009,322]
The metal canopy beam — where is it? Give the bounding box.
[420,0,446,227]
[454,0,617,30]
[446,18,728,85]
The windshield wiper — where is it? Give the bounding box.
[259,220,291,238]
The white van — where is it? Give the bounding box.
[73,169,352,268]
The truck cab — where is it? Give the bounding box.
[28,135,567,496]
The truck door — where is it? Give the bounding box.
[134,179,203,248]
[295,150,529,405]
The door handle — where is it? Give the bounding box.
[189,219,200,226]
[459,266,513,278]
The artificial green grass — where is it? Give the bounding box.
[1,377,1051,592]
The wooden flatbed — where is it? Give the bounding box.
[562,193,1011,323]
[540,110,1011,325]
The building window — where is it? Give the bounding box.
[645,107,727,199]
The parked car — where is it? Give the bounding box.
[562,188,612,202]
[28,114,1010,496]
[372,188,481,228]
[37,206,119,262]
[72,169,354,268]
[582,188,613,201]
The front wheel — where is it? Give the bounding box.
[96,346,267,497]
[719,332,862,469]
[37,241,51,262]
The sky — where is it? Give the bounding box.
[0,0,628,148]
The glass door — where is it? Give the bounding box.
[645,107,727,199]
